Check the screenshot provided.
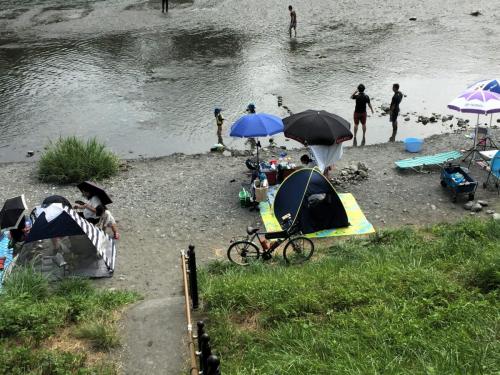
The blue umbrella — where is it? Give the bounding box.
[468,79,500,94]
[229,113,284,137]
[230,113,284,167]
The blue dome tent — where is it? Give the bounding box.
[273,168,349,234]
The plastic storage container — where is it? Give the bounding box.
[404,138,423,153]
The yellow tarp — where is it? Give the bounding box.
[259,186,375,238]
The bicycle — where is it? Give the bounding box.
[227,214,314,266]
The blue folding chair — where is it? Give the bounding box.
[483,151,500,194]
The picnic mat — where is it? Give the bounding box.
[259,186,375,238]
[0,233,13,288]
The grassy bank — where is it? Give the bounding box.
[0,269,139,374]
[200,219,500,374]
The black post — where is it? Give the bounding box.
[199,333,211,372]
[187,245,199,309]
[206,355,221,375]
[197,321,205,354]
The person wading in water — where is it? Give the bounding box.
[389,83,403,142]
[214,108,224,145]
[162,0,168,13]
[351,84,374,147]
[288,5,297,38]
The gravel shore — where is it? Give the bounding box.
[1,130,499,374]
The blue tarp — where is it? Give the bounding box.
[0,232,13,289]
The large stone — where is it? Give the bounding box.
[478,200,488,207]
[471,203,483,212]
[493,213,500,220]
[463,201,474,210]
[357,162,368,172]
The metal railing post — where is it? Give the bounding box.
[199,333,212,372]
[206,355,221,375]
[187,244,199,309]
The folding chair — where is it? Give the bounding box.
[483,150,500,194]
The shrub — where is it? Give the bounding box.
[3,266,49,300]
[74,320,120,351]
[38,136,119,184]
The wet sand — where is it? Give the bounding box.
[0,129,499,373]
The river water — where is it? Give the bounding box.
[0,0,498,161]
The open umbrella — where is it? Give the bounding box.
[468,78,500,94]
[448,89,500,165]
[0,195,28,230]
[283,110,353,145]
[230,113,284,165]
[230,113,283,137]
[447,89,500,114]
[77,181,113,206]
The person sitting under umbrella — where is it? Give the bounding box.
[74,188,101,224]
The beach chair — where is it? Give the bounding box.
[483,150,500,194]
[395,151,462,171]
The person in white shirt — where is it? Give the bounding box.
[96,205,120,240]
[74,189,101,224]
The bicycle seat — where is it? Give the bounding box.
[246,226,259,235]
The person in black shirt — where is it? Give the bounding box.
[389,83,403,142]
[351,84,374,146]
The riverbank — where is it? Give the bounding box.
[0,131,499,373]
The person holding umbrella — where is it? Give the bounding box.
[74,181,113,225]
[351,84,374,147]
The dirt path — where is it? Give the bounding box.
[0,131,499,374]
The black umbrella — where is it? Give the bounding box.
[0,194,28,230]
[283,110,353,145]
[77,181,113,206]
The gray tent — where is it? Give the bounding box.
[17,204,116,279]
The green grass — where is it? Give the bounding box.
[200,219,500,375]
[0,271,139,374]
[38,136,119,184]
[74,321,120,351]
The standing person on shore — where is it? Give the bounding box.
[351,84,374,147]
[214,108,224,145]
[288,5,297,38]
[162,0,168,13]
[389,83,403,142]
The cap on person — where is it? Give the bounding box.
[357,84,365,92]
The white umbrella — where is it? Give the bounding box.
[310,144,344,172]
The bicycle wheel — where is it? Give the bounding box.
[283,236,314,264]
[227,241,260,266]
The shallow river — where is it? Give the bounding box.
[0,0,499,161]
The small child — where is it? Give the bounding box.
[96,205,120,240]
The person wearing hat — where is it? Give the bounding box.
[246,103,256,114]
[214,108,224,145]
[351,84,374,146]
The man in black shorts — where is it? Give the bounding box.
[389,83,403,142]
[351,84,374,146]
[288,5,297,38]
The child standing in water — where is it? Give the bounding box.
[214,108,224,145]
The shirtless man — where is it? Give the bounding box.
[288,5,297,38]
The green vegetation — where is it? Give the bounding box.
[38,136,119,184]
[0,270,139,374]
[200,219,500,375]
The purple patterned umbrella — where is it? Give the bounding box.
[448,89,500,114]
